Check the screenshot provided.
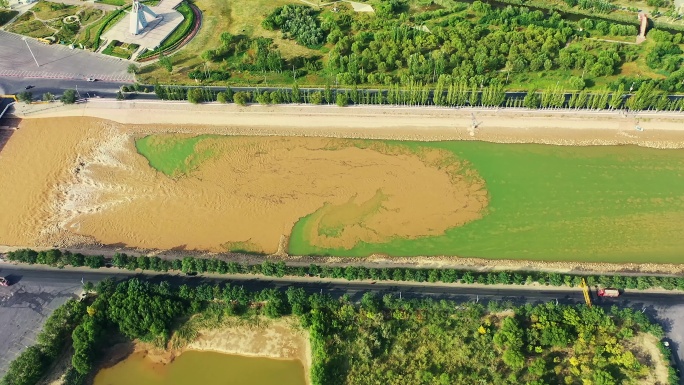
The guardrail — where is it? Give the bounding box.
[0,100,16,120]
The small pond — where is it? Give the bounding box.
[93,351,307,385]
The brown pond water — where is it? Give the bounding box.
[93,351,307,385]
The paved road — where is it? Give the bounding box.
[0,77,126,99]
[1,264,684,381]
[0,31,134,83]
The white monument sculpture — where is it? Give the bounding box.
[130,0,159,35]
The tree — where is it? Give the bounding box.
[127,64,138,74]
[106,279,183,341]
[61,89,77,104]
[42,92,54,102]
[336,92,348,107]
[523,90,540,108]
[158,53,173,73]
[502,349,525,369]
[3,346,46,385]
[217,91,228,103]
[309,91,323,105]
[262,289,287,318]
[116,91,124,101]
[568,76,585,90]
[187,88,204,104]
[82,281,94,293]
[592,369,617,385]
[16,91,32,104]
[286,287,308,315]
[234,92,250,106]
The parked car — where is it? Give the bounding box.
[0,277,10,287]
[25,85,34,90]
[86,78,96,82]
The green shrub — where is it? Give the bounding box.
[335,92,348,107]
[187,88,204,104]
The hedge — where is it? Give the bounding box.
[91,10,123,51]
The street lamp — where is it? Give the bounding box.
[23,37,40,67]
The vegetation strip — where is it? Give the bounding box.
[6,249,684,293]
[152,83,684,111]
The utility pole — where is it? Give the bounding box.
[23,38,40,67]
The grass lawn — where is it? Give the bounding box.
[79,8,104,25]
[138,0,319,85]
[289,141,684,263]
[102,40,139,59]
[31,1,78,20]
[97,0,126,5]
[7,18,55,38]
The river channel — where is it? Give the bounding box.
[93,351,307,385]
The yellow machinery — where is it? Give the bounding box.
[0,95,18,102]
[37,38,54,45]
[580,278,592,308]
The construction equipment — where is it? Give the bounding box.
[597,288,620,297]
[580,278,592,307]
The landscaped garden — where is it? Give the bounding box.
[6,1,107,44]
[138,0,684,95]
[102,39,140,59]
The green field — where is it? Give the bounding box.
[290,141,684,263]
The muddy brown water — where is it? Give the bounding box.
[0,118,486,254]
[93,351,307,385]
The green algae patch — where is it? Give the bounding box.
[135,134,219,177]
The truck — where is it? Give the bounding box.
[597,288,620,297]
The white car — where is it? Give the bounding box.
[86,78,96,82]
[0,277,9,287]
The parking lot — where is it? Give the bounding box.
[0,268,82,377]
[0,31,134,83]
